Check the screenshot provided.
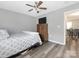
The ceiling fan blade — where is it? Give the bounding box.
[37,1,43,7]
[25,4,34,7]
[39,7,47,10]
[35,1,38,5]
[28,9,33,12]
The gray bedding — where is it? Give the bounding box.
[0,32,42,58]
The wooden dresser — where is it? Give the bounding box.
[37,24,48,42]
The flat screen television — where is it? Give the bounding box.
[39,17,47,24]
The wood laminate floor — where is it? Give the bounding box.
[16,37,79,58]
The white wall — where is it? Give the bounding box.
[0,8,37,34]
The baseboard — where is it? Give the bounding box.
[49,39,65,45]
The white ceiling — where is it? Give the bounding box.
[0,1,78,17]
[65,9,79,21]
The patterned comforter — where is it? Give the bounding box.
[0,32,42,58]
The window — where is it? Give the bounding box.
[67,22,72,29]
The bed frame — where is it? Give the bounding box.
[8,42,41,58]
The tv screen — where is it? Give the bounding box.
[39,17,46,24]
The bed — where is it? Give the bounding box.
[0,30,42,58]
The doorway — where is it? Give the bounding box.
[64,9,79,50]
[64,10,79,42]
[64,9,79,57]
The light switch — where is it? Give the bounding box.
[57,25,61,28]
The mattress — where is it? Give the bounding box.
[0,32,42,58]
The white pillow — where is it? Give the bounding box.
[0,29,9,40]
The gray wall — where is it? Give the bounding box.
[0,8,37,34]
[37,9,64,45]
[37,3,79,45]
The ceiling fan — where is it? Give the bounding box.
[25,1,47,13]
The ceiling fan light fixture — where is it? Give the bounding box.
[25,1,47,13]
